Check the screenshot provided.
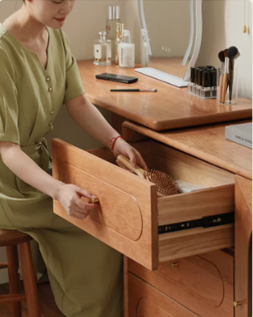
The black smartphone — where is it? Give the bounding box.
[95,73,138,84]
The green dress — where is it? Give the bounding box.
[0,23,123,317]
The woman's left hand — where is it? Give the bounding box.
[112,138,148,171]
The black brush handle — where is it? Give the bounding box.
[229,59,234,101]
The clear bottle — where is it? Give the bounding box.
[115,23,124,64]
[106,6,120,61]
[93,31,111,66]
[119,30,135,68]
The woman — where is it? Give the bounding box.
[0,1,147,316]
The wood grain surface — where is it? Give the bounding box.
[128,273,198,317]
[52,139,159,270]
[234,176,252,317]
[128,250,233,317]
[78,60,252,131]
[122,120,252,180]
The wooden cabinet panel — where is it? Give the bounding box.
[128,273,198,317]
[129,250,233,317]
[52,139,158,271]
[235,176,252,317]
[52,139,235,271]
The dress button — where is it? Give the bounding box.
[49,122,53,126]
[46,77,50,82]
[50,110,54,115]
[48,87,53,92]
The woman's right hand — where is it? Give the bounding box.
[56,183,99,219]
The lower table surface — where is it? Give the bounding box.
[122,120,252,180]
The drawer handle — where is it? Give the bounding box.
[234,301,243,308]
[170,262,178,268]
[92,198,100,205]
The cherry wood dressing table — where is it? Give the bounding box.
[52,60,252,317]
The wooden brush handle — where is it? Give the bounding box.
[219,74,223,103]
[117,155,146,178]
[221,73,228,103]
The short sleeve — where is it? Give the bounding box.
[0,46,20,144]
[60,31,85,103]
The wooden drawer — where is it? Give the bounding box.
[128,250,233,317]
[128,273,198,317]
[52,139,235,270]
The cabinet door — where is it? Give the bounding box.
[128,250,233,317]
[234,176,252,317]
[128,273,198,317]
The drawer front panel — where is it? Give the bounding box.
[59,164,143,241]
[158,184,234,225]
[159,225,234,262]
[52,139,158,270]
[128,273,198,317]
[129,250,233,317]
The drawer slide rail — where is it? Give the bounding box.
[158,212,234,234]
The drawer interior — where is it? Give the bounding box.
[89,140,235,187]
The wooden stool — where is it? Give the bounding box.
[0,229,40,317]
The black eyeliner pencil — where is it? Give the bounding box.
[110,89,157,92]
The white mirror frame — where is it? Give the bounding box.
[136,0,203,87]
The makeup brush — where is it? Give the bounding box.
[221,57,229,104]
[117,154,179,196]
[227,46,240,101]
[218,50,225,103]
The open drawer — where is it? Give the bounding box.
[52,139,235,271]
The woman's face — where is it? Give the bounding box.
[25,0,76,29]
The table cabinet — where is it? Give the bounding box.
[234,176,252,317]
[51,60,252,317]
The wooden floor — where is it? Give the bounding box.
[0,282,65,317]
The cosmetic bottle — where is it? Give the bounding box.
[106,6,120,61]
[119,30,135,68]
[93,31,111,66]
[187,66,217,99]
[106,6,120,39]
[115,23,124,64]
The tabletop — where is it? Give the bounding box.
[78,60,252,131]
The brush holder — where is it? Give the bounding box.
[217,67,238,105]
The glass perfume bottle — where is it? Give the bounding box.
[106,6,120,61]
[115,23,124,64]
[93,31,111,66]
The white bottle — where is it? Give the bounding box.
[119,30,135,68]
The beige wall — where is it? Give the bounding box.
[197,0,252,99]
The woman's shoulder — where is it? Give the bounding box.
[0,23,20,57]
[49,28,70,50]
[0,23,11,49]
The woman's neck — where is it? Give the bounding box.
[3,6,46,42]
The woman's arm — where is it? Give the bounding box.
[0,142,98,219]
[66,94,119,149]
[66,94,147,169]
